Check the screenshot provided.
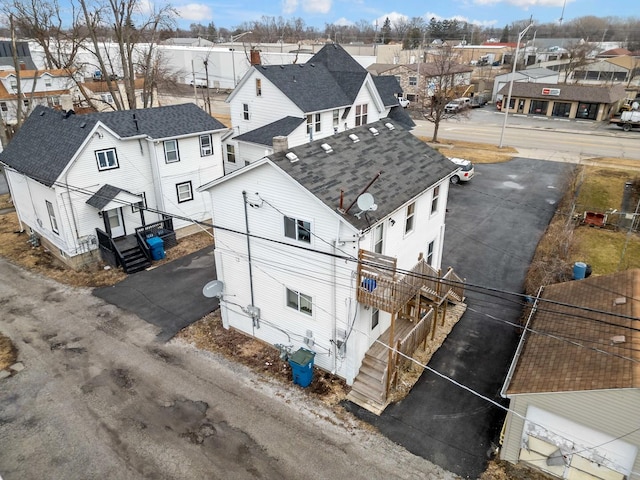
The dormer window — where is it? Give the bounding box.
[10,79,17,90]
[355,104,368,126]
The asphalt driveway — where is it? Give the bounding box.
[345,157,574,478]
[93,245,217,341]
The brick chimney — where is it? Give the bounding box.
[250,48,261,66]
[19,61,26,71]
[272,136,288,153]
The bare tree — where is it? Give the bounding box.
[421,45,469,143]
[393,17,410,44]
[560,41,593,84]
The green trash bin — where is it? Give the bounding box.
[288,348,315,388]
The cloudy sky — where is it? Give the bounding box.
[171,0,636,30]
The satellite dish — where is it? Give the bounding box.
[356,193,375,211]
[202,280,224,299]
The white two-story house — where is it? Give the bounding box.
[223,43,413,172]
[0,68,79,125]
[0,103,227,272]
[199,119,464,412]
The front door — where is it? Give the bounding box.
[106,208,125,238]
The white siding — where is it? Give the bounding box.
[501,389,640,477]
[207,163,364,382]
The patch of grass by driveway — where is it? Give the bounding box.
[418,138,518,164]
[576,166,633,211]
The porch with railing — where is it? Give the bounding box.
[347,249,465,414]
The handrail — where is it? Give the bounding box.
[96,228,126,268]
[135,231,152,262]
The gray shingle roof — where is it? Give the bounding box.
[497,82,627,103]
[256,43,368,113]
[268,120,456,231]
[372,76,402,107]
[386,105,416,130]
[0,41,36,70]
[86,184,132,209]
[234,116,305,146]
[0,103,227,187]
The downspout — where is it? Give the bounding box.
[242,191,257,332]
[63,170,81,251]
[332,221,340,374]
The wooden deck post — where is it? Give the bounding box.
[441,300,448,326]
[385,312,396,399]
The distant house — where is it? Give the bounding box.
[497,82,626,120]
[0,68,78,125]
[0,41,37,71]
[571,55,640,86]
[367,62,473,104]
[500,269,640,479]
[492,68,560,102]
[199,119,464,411]
[224,43,413,172]
[0,104,227,271]
[80,77,158,112]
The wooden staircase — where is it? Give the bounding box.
[347,353,388,415]
[121,245,151,273]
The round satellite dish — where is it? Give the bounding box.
[356,192,375,212]
[202,280,224,298]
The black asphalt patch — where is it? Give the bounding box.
[345,157,574,478]
[93,245,218,341]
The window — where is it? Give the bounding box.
[22,99,29,108]
[409,76,417,86]
[101,93,113,104]
[10,79,17,90]
[226,144,236,163]
[243,103,250,120]
[200,134,213,156]
[284,216,311,243]
[132,192,147,213]
[48,96,61,107]
[431,185,440,215]
[374,223,384,254]
[528,100,549,115]
[46,200,59,234]
[306,114,313,134]
[314,113,321,132]
[255,78,262,96]
[552,102,571,118]
[95,148,119,171]
[371,308,379,329]
[0,102,6,112]
[164,139,179,163]
[307,113,321,135]
[405,202,415,234]
[333,109,339,129]
[355,104,368,126]
[176,181,193,203]
[286,288,313,316]
[44,76,52,87]
[426,240,434,266]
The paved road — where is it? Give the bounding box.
[0,258,456,480]
[346,158,573,478]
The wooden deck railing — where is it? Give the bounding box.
[396,308,434,370]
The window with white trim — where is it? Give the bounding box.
[95,148,119,171]
[405,202,415,234]
[333,109,339,129]
[46,200,59,234]
[10,79,17,90]
[243,103,250,120]
[226,144,236,163]
[286,288,313,316]
[44,76,52,87]
[307,113,321,135]
[176,181,193,203]
[431,185,440,214]
[355,104,368,126]
[255,78,262,96]
[0,102,7,112]
[164,139,179,163]
[426,240,434,266]
[200,134,213,156]
[284,216,311,243]
[22,99,29,108]
[374,223,384,254]
[409,76,417,86]
[101,93,113,104]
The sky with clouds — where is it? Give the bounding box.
[171,0,637,30]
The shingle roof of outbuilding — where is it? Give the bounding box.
[234,116,305,146]
[0,104,227,187]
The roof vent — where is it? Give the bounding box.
[369,127,379,136]
[321,143,333,153]
[80,122,87,128]
[384,122,395,130]
[611,335,626,344]
[39,111,45,116]
[614,297,627,305]
[285,152,299,163]
[348,134,360,143]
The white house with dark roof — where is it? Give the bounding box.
[223,43,413,172]
[199,119,465,412]
[0,103,227,271]
[500,269,640,479]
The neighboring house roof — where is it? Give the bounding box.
[371,75,402,106]
[162,37,214,47]
[409,63,473,76]
[234,116,305,146]
[366,63,399,75]
[0,103,227,187]
[506,269,640,395]
[0,69,73,79]
[0,85,69,100]
[604,55,638,70]
[386,105,416,130]
[267,119,456,231]
[598,48,632,57]
[497,82,626,103]
[253,43,367,112]
[531,38,584,49]
[82,78,146,93]
[0,41,37,70]
[518,67,560,78]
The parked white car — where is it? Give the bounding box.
[444,97,471,113]
[448,157,474,183]
[398,97,410,108]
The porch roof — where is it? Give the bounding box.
[86,184,141,211]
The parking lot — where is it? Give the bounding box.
[346,157,574,478]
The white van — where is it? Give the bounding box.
[444,97,471,113]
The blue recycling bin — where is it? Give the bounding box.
[146,236,165,260]
[288,348,315,388]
